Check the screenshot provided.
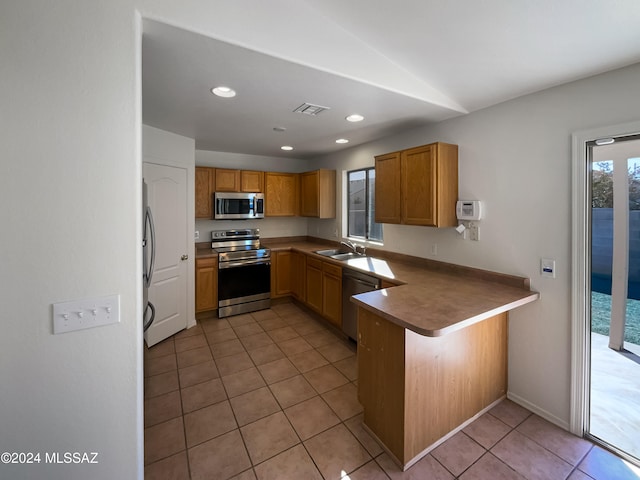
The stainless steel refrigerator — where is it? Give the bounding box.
[143,181,156,332]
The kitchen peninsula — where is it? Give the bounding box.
[351,267,538,470]
[197,238,539,470]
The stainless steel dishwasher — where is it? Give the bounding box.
[342,269,380,340]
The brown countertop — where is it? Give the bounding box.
[197,238,539,337]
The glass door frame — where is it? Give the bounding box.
[571,120,640,457]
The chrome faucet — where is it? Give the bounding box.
[341,240,357,253]
[341,240,366,256]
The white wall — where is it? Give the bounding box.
[195,150,310,239]
[143,125,196,328]
[0,3,142,480]
[311,62,640,427]
[1,3,355,477]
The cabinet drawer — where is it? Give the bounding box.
[307,257,322,270]
[322,262,342,277]
[196,257,218,268]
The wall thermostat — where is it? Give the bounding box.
[456,200,482,221]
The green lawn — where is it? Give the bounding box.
[591,291,640,345]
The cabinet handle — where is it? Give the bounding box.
[181,255,189,261]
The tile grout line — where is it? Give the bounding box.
[144,306,373,478]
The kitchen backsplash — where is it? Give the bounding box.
[195,216,309,242]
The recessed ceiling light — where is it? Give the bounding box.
[211,86,236,98]
[336,138,349,144]
[346,114,364,122]
[281,146,293,151]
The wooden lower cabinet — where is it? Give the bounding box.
[358,308,507,468]
[271,251,292,298]
[291,251,306,301]
[322,262,342,326]
[304,256,342,326]
[195,257,218,313]
[305,257,323,313]
[269,250,342,326]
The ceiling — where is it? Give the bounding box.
[142,1,640,159]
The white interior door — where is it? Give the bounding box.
[144,162,188,347]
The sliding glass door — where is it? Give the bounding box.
[588,136,640,463]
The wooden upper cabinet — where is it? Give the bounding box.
[375,142,458,227]
[402,145,438,226]
[300,169,336,218]
[195,167,215,219]
[214,168,241,192]
[264,172,299,216]
[374,152,402,224]
[240,170,264,192]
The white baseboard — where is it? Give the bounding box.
[507,392,569,431]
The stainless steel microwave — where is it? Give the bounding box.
[214,192,265,220]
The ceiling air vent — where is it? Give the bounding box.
[293,103,330,116]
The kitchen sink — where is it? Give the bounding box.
[314,249,365,261]
[314,249,343,257]
[330,252,361,261]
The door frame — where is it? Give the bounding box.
[570,120,640,435]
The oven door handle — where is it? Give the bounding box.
[218,259,271,269]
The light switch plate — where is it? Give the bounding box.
[468,222,480,241]
[53,294,120,334]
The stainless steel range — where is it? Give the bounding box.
[212,228,271,318]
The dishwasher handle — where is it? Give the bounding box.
[348,277,379,290]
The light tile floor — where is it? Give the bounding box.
[144,303,640,480]
[590,332,640,461]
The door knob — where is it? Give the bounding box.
[181,255,189,261]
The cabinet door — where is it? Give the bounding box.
[215,168,241,192]
[265,172,299,216]
[322,264,342,327]
[375,152,402,224]
[241,170,264,192]
[271,251,292,298]
[300,170,336,218]
[433,143,459,228]
[401,145,436,226]
[195,167,215,219]
[317,169,336,218]
[291,251,306,301]
[300,171,319,217]
[357,308,405,459]
[195,257,218,312]
[305,261,323,313]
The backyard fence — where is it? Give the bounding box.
[591,208,640,299]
